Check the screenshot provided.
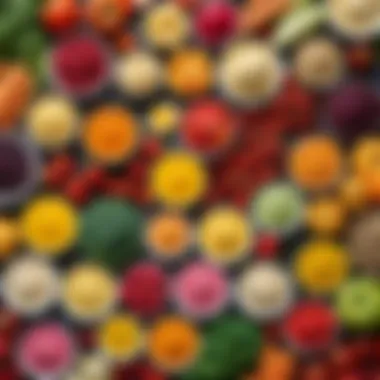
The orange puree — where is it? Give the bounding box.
[168,50,213,97]
[83,106,138,165]
[146,212,192,259]
[148,316,200,372]
[288,135,342,191]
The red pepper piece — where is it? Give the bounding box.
[44,155,76,189]
[65,176,92,205]
[82,167,107,191]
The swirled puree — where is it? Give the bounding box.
[198,206,250,266]
[218,41,283,107]
[236,263,294,320]
[143,3,190,50]
[329,0,380,38]
[115,51,163,98]
[2,256,60,316]
[294,37,345,90]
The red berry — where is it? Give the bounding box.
[256,234,279,259]
[106,179,135,200]
[65,177,91,205]
[44,155,76,189]
[82,167,107,191]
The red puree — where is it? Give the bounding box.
[121,263,167,317]
[52,36,108,95]
[181,99,237,155]
[283,302,337,351]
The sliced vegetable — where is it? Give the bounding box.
[273,3,327,48]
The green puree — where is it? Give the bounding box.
[79,198,145,272]
[183,314,262,380]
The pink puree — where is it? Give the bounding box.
[19,323,73,375]
[174,262,228,318]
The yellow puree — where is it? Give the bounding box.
[198,207,250,265]
[149,151,208,208]
[63,264,116,320]
[21,195,79,255]
[295,240,350,294]
[99,314,144,360]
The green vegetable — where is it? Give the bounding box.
[273,3,327,48]
[0,0,40,51]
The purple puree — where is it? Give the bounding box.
[0,139,27,191]
[329,83,380,141]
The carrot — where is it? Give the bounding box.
[0,64,34,129]
[239,0,291,33]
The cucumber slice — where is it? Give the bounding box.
[273,3,328,48]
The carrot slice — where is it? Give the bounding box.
[239,0,291,33]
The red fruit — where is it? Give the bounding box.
[181,100,237,155]
[41,0,81,34]
[65,177,92,205]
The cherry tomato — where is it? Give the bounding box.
[41,0,81,34]
[85,0,133,35]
